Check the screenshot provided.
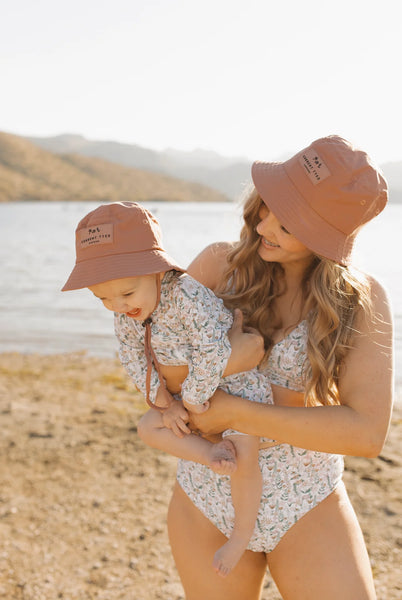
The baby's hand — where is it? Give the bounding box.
[155,385,174,409]
[162,398,190,438]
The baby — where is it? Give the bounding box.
[62,201,274,577]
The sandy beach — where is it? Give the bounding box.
[0,352,400,599]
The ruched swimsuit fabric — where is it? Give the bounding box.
[176,320,344,552]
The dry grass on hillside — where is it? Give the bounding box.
[0,131,229,203]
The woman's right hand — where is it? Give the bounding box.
[223,309,265,376]
[187,388,238,436]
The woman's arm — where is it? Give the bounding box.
[191,278,394,458]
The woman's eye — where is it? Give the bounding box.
[281,225,291,234]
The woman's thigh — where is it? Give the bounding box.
[167,482,267,600]
[267,482,376,600]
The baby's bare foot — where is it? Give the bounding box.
[213,538,246,577]
[209,440,237,475]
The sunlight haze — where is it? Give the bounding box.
[1,0,400,163]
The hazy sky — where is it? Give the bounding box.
[1,0,400,163]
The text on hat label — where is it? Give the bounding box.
[79,224,114,248]
[299,148,331,185]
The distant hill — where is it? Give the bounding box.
[0,132,229,203]
[27,133,253,200]
[26,133,402,203]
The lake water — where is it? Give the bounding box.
[1,201,401,385]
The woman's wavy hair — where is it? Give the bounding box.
[217,187,373,407]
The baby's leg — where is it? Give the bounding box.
[213,434,262,578]
[137,409,237,475]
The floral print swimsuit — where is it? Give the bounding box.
[115,270,343,553]
[176,319,344,553]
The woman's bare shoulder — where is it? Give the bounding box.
[187,241,236,289]
[367,273,391,306]
[340,273,392,361]
[360,271,392,327]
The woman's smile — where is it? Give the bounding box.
[260,237,280,249]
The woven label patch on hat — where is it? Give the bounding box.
[299,148,331,185]
[79,224,114,248]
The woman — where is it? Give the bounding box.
[167,135,393,599]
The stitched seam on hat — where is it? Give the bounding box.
[75,247,167,263]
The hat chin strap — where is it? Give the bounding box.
[142,274,172,411]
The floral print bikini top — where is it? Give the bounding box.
[263,320,309,393]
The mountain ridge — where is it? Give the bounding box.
[0,132,229,203]
[26,133,402,203]
[26,133,253,200]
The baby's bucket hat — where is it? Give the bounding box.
[62,202,184,291]
[251,135,388,265]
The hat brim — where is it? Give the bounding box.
[251,162,354,265]
[62,249,185,291]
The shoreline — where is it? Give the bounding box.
[0,352,401,599]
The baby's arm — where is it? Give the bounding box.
[174,276,233,408]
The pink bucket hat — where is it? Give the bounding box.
[251,135,388,265]
[62,202,184,291]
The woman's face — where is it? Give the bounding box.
[256,203,314,266]
[88,274,160,321]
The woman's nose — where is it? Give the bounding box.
[256,211,273,235]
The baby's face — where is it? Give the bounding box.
[88,274,161,321]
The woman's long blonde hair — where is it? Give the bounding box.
[217,188,373,407]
